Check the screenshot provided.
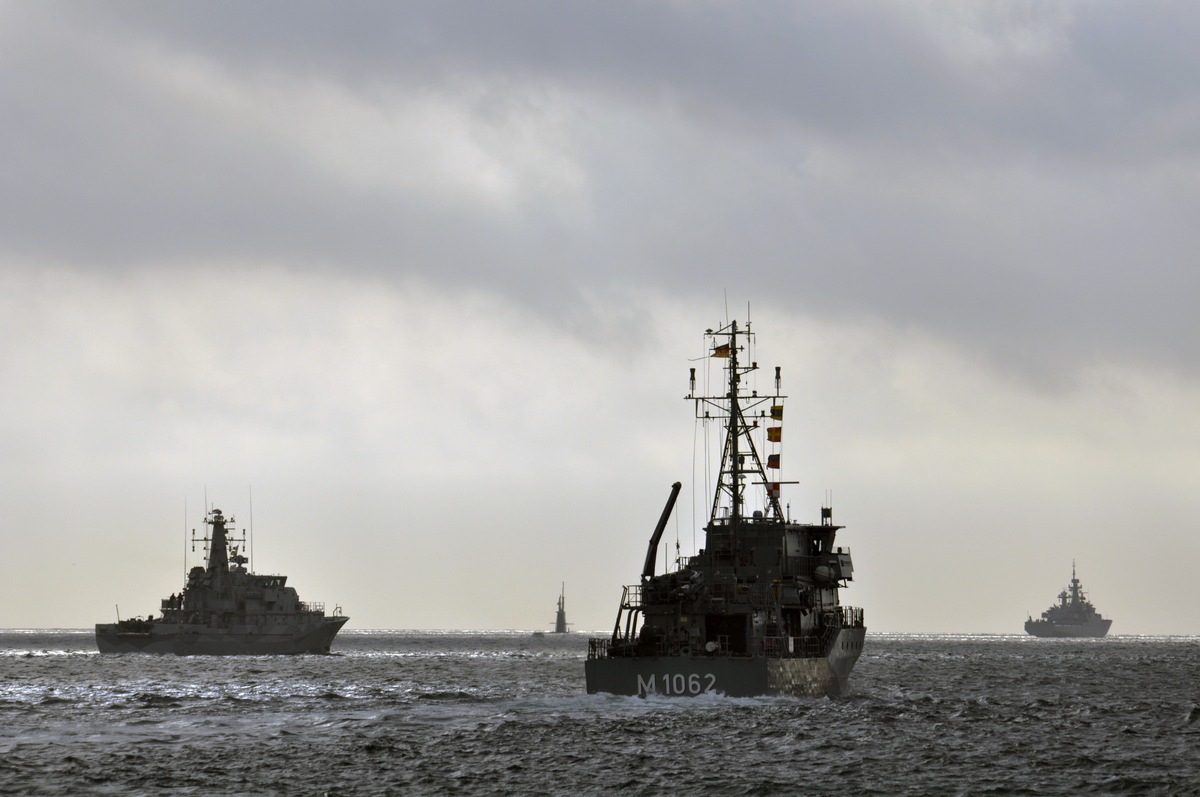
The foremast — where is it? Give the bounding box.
[1067,559,1082,607]
[690,319,787,530]
[205,509,230,574]
[192,508,248,589]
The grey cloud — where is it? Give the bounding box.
[75,2,1200,160]
[4,2,1200,380]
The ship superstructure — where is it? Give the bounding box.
[585,319,865,697]
[1025,561,1111,638]
[96,507,348,654]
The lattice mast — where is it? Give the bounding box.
[689,319,786,531]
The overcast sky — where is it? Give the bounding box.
[3,1,1199,634]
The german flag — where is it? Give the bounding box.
[767,454,781,469]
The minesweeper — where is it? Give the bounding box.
[585,318,865,697]
[96,507,348,654]
[1025,561,1111,638]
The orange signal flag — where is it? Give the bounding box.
[712,344,731,358]
[767,454,781,469]
[767,483,781,499]
[767,427,782,443]
[770,405,783,421]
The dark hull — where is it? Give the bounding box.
[95,617,348,655]
[1024,619,1111,638]
[585,627,865,697]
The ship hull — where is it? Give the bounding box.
[585,627,865,698]
[95,617,349,655]
[1024,619,1111,638]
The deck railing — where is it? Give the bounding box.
[589,605,864,661]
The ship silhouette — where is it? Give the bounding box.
[96,507,347,654]
[585,318,865,696]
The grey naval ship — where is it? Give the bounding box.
[96,507,348,654]
[1025,561,1111,638]
[585,319,865,697]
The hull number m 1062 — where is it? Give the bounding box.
[637,672,717,696]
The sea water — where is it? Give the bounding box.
[1,630,1198,795]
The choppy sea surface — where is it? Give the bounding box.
[2,631,1198,795]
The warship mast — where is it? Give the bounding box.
[206,510,230,574]
[698,319,785,531]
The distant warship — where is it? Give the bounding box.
[553,584,570,634]
[1025,561,1111,638]
[585,318,865,697]
[96,508,348,654]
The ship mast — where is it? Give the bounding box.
[694,320,785,531]
[206,509,229,574]
[723,320,746,525]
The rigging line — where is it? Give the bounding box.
[702,383,710,524]
[692,415,699,559]
[704,328,714,514]
[674,489,682,569]
[693,324,709,555]
[248,484,254,573]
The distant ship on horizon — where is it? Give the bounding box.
[553,583,570,633]
[1025,561,1111,638]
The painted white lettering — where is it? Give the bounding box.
[641,672,719,695]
